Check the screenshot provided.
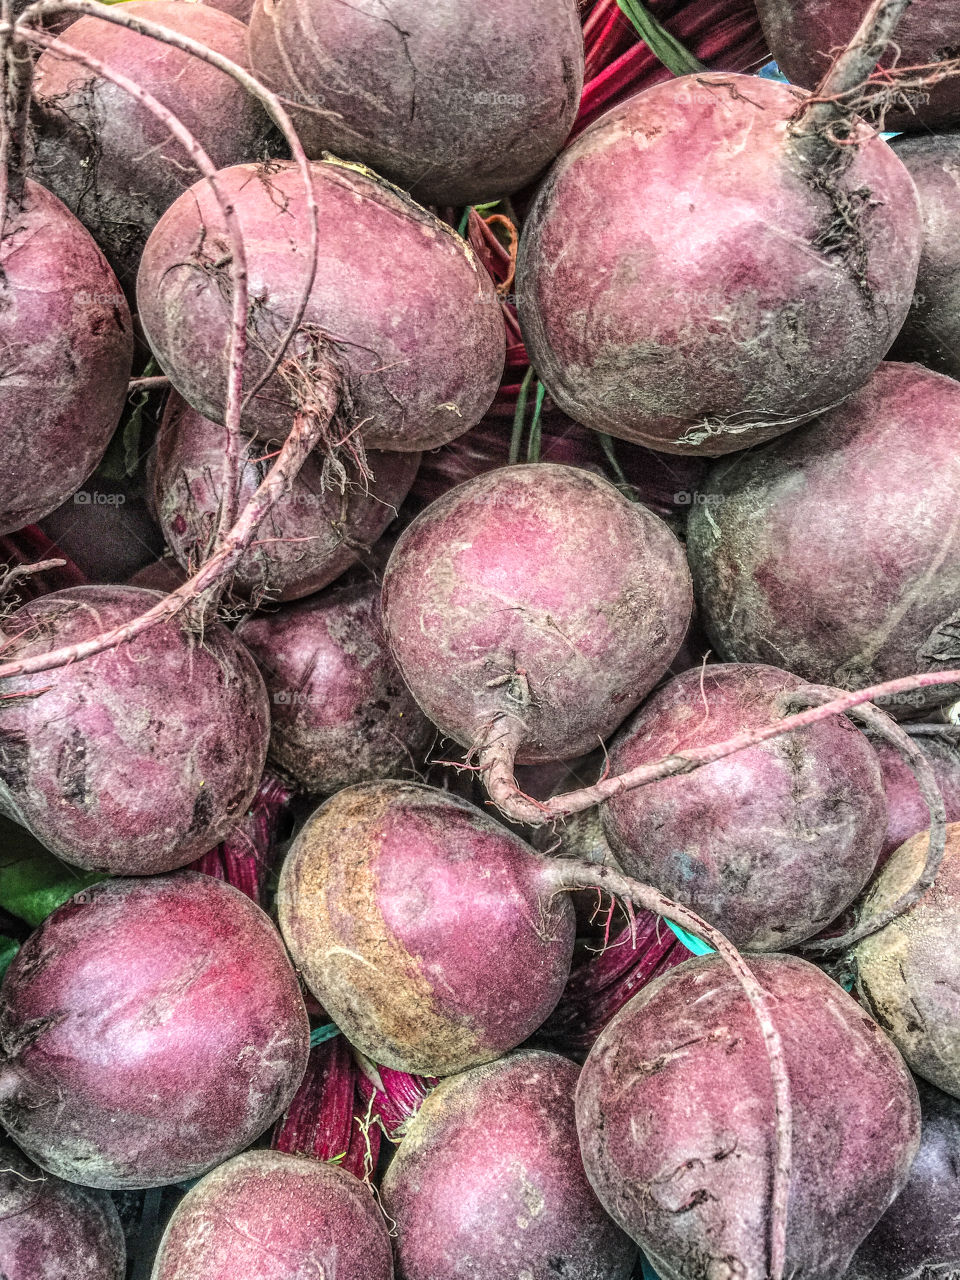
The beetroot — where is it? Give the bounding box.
[0,1136,125,1279]
[150,1150,393,1280]
[688,363,960,708]
[847,1077,960,1280]
[602,664,887,950]
[888,133,960,380]
[277,781,576,1076]
[247,0,584,207]
[855,822,960,1097]
[0,586,269,874]
[237,580,433,794]
[137,159,505,449]
[30,1,269,293]
[154,394,420,602]
[516,73,921,455]
[577,953,920,1279]
[381,1049,636,1280]
[0,873,309,1188]
[755,0,960,131]
[874,734,960,865]
[0,181,133,536]
[381,464,692,765]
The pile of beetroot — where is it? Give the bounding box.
[5,0,960,1276]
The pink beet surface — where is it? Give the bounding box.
[0,586,269,874]
[381,1049,636,1280]
[0,1136,125,1280]
[688,363,960,710]
[137,159,505,450]
[153,393,419,603]
[516,74,921,456]
[874,734,960,867]
[150,1150,393,1280]
[0,874,309,1189]
[602,664,887,950]
[277,781,576,1076]
[381,464,692,763]
[237,579,434,794]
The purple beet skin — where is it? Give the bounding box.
[688,363,960,710]
[847,1078,960,1280]
[237,580,433,794]
[0,1137,125,1279]
[150,1150,393,1280]
[30,1,269,293]
[517,74,921,455]
[154,394,420,603]
[381,464,692,763]
[277,781,576,1076]
[602,664,887,950]
[0,874,309,1188]
[874,734,960,866]
[577,954,921,1279]
[0,586,269,874]
[0,180,133,535]
[137,159,505,449]
[381,1050,636,1280]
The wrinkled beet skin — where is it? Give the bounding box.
[577,955,920,1280]
[154,394,419,602]
[151,1150,392,1280]
[382,1050,635,1280]
[856,823,960,1097]
[237,581,433,794]
[874,735,960,865]
[517,74,921,456]
[688,363,960,709]
[603,664,887,950]
[30,2,269,293]
[755,0,960,131]
[137,160,505,449]
[888,134,960,379]
[0,874,309,1189]
[0,1137,125,1279]
[0,181,132,535]
[278,782,576,1076]
[381,464,692,762]
[847,1079,960,1280]
[247,0,583,208]
[0,586,269,874]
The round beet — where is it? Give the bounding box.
[154,394,419,602]
[517,74,921,455]
[888,132,960,380]
[150,1150,392,1280]
[688,363,960,708]
[277,781,576,1076]
[577,954,920,1279]
[0,1136,125,1279]
[247,0,583,207]
[381,464,692,764]
[855,823,960,1097]
[137,159,505,449]
[30,1,269,293]
[381,1049,635,1280]
[874,734,960,865]
[755,0,960,131]
[0,874,309,1188]
[848,1078,960,1280]
[0,586,269,874]
[0,181,132,535]
[237,581,433,794]
[602,664,887,950]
